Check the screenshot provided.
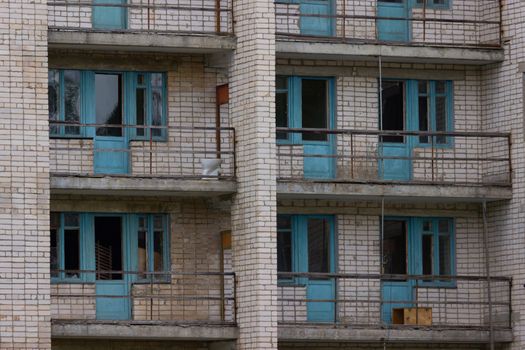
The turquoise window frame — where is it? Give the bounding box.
[48,69,83,138]
[277,214,336,286]
[50,212,170,284]
[414,80,454,148]
[413,0,451,10]
[413,217,456,288]
[130,214,171,283]
[276,76,335,146]
[48,70,167,141]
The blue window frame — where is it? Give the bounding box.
[48,70,167,140]
[134,214,170,282]
[415,217,455,287]
[48,69,82,137]
[416,80,454,146]
[50,212,170,284]
[275,76,335,144]
[277,214,335,284]
[414,0,450,10]
[50,212,84,282]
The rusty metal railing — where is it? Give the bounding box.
[49,121,236,179]
[278,272,512,331]
[275,0,501,48]
[276,128,511,186]
[48,0,233,35]
[51,270,236,324]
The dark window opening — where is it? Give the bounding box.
[276,76,289,140]
[302,79,328,141]
[422,234,433,275]
[307,218,330,275]
[382,220,407,277]
[95,216,123,280]
[277,215,292,277]
[50,213,59,278]
[381,80,405,143]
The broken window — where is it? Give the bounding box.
[50,212,81,280]
[135,214,169,281]
[381,80,405,143]
[48,70,81,136]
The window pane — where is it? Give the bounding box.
[302,79,328,141]
[419,95,429,143]
[136,88,146,137]
[277,215,291,231]
[138,217,147,278]
[48,70,60,135]
[436,81,445,94]
[439,235,451,276]
[435,95,447,144]
[64,229,80,278]
[422,220,432,232]
[382,220,406,275]
[64,70,81,135]
[276,91,288,140]
[95,74,122,137]
[151,73,163,137]
[153,230,164,273]
[381,80,404,143]
[137,73,145,86]
[50,213,60,278]
[422,234,433,275]
[276,76,288,90]
[64,213,79,227]
[277,231,292,273]
[438,219,449,234]
[307,218,330,274]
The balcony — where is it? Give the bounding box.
[278,272,512,344]
[50,122,236,197]
[47,0,235,53]
[277,128,512,202]
[51,270,237,340]
[275,0,503,64]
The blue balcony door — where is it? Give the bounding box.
[379,80,414,181]
[294,216,335,322]
[93,0,127,29]
[93,73,129,174]
[377,0,410,42]
[381,218,414,324]
[94,215,131,320]
[299,0,334,36]
[296,78,335,179]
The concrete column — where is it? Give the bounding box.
[229,0,277,346]
[0,0,50,348]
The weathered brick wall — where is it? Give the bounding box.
[482,1,525,349]
[50,197,233,323]
[275,62,505,184]
[0,0,51,347]
[277,200,494,327]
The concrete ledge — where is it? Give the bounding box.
[278,325,513,344]
[277,180,512,202]
[52,321,238,341]
[48,30,236,53]
[276,40,504,65]
[51,174,236,197]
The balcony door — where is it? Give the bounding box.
[93,0,127,29]
[94,215,130,320]
[299,0,334,36]
[377,0,411,42]
[93,73,129,174]
[277,76,335,179]
[278,215,335,322]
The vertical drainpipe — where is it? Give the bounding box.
[482,200,495,350]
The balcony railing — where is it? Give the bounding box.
[48,0,233,35]
[278,272,512,330]
[275,0,501,48]
[51,270,236,324]
[50,122,236,179]
[277,128,511,186]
